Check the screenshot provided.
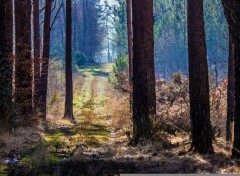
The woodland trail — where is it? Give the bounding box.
[1,64,238,175]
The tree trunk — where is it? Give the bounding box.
[132,0,156,143]
[187,0,213,154]
[126,0,133,83]
[15,0,32,119]
[39,0,52,119]
[221,0,240,159]
[0,0,13,128]
[232,45,240,158]
[33,0,41,113]
[64,0,74,119]
[226,34,235,142]
[73,0,77,53]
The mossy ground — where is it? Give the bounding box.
[11,64,114,171]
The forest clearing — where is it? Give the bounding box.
[1,0,240,175]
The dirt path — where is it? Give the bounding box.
[1,64,240,175]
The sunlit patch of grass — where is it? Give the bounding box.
[0,164,8,175]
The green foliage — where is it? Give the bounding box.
[108,56,128,86]
[74,51,88,67]
[113,55,128,74]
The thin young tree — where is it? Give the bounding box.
[0,0,13,128]
[39,0,52,119]
[187,0,214,154]
[64,0,74,119]
[132,0,156,143]
[33,0,41,113]
[226,34,235,142]
[15,0,32,118]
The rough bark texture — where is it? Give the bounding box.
[232,46,240,158]
[126,0,133,83]
[226,34,235,142]
[33,0,41,112]
[64,0,74,119]
[15,0,32,118]
[132,0,156,143]
[187,0,213,154]
[221,0,240,159]
[39,0,52,119]
[0,0,13,128]
[222,0,240,48]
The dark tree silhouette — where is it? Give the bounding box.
[226,34,235,142]
[64,0,74,119]
[0,0,13,127]
[33,0,41,113]
[132,0,156,143]
[126,0,133,83]
[222,0,240,159]
[187,0,213,154]
[15,0,32,118]
[39,0,52,119]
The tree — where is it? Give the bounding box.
[221,0,240,159]
[33,0,41,113]
[187,0,213,154]
[126,0,133,82]
[39,0,52,119]
[64,0,74,119]
[0,0,13,128]
[15,0,32,118]
[132,0,156,143]
[226,34,235,142]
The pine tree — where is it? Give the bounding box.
[64,0,74,119]
[226,34,235,142]
[39,0,52,119]
[15,0,32,118]
[132,0,156,143]
[187,0,213,154]
[0,0,13,128]
[33,0,41,113]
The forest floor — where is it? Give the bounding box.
[0,64,240,175]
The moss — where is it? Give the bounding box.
[0,164,8,175]
[46,154,61,164]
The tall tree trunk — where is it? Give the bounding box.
[226,34,235,142]
[221,0,240,159]
[39,0,52,119]
[0,0,13,129]
[33,0,41,113]
[15,0,32,119]
[187,0,213,154]
[73,0,77,53]
[64,0,74,119]
[232,44,240,158]
[82,0,86,54]
[126,0,133,83]
[132,0,156,143]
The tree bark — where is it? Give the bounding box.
[39,0,52,119]
[232,45,240,158]
[126,0,133,83]
[187,0,213,154]
[33,0,41,113]
[226,34,235,142]
[132,0,156,143]
[64,0,74,119]
[221,0,240,159]
[15,0,32,118]
[0,0,13,128]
